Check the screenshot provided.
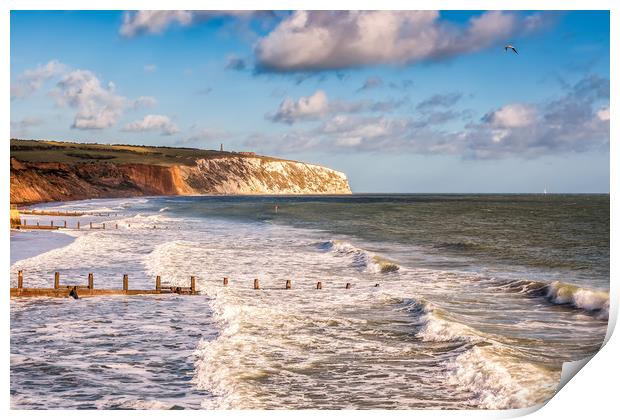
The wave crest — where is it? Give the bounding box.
[501,279,609,320]
[321,240,400,274]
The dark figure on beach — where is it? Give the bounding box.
[69,286,79,299]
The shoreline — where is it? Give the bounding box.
[10,229,76,265]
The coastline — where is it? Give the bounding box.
[10,229,75,265]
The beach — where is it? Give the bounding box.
[10,194,610,409]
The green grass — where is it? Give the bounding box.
[10,139,285,166]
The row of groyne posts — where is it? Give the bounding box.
[11,209,122,231]
[11,270,198,298]
[11,270,364,299]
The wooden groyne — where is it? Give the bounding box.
[11,271,361,298]
[10,271,198,298]
[13,220,119,231]
[19,209,86,217]
[11,207,122,230]
[19,210,118,217]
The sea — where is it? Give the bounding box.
[9,194,610,409]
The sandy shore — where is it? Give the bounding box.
[10,229,75,265]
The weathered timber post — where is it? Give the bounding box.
[102,223,105,230]
[23,219,27,226]
[37,221,40,227]
[77,221,80,229]
[345,283,351,289]
[156,275,161,291]
[51,221,54,227]
[18,270,23,288]
[254,279,260,290]
[191,276,196,294]
[54,272,60,289]
[88,273,94,289]
[285,280,292,289]
[90,222,92,229]
[115,224,118,229]
[223,277,229,286]
[123,274,128,291]
[64,220,67,228]
[316,281,322,290]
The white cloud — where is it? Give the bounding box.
[53,70,127,130]
[268,90,329,124]
[255,11,549,72]
[597,106,610,121]
[483,103,537,128]
[10,117,44,138]
[144,64,157,73]
[119,10,259,37]
[13,61,163,131]
[133,96,158,109]
[11,60,67,99]
[251,75,609,159]
[123,114,179,135]
[267,90,406,124]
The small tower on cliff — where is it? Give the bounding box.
[220,143,224,152]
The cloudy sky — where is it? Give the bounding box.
[10,10,609,192]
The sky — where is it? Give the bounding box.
[10,10,610,193]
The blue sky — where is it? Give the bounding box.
[10,10,610,192]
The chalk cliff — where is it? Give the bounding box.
[10,141,351,204]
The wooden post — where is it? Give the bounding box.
[223,277,229,286]
[50,220,54,227]
[102,223,105,230]
[77,221,80,229]
[54,272,60,289]
[17,270,23,288]
[64,220,67,228]
[156,275,161,291]
[316,281,322,289]
[23,219,27,226]
[88,273,94,289]
[90,222,92,229]
[191,276,196,294]
[254,279,260,290]
[285,280,291,289]
[37,221,40,227]
[345,283,351,289]
[115,224,118,229]
[123,274,128,291]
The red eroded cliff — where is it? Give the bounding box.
[10,158,190,205]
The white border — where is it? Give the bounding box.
[2,1,616,419]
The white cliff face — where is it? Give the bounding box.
[181,157,351,194]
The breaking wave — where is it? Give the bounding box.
[399,298,557,408]
[499,279,609,320]
[320,240,400,273]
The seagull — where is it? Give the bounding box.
[504,44,518,54]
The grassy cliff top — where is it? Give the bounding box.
[10,139,282,166]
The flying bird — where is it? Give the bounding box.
[504,44,518,55]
